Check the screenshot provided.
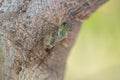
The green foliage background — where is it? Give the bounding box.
[65,0,120,80]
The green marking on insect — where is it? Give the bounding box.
[58,22,70,38]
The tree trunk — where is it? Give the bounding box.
[0,0,107,80]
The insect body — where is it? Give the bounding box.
[44,26,58,49]
[44,22,71,49]
[44,34,56,49]
[58,22,70,39]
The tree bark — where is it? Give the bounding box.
[0,0,107,80]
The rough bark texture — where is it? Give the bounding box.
[0,0,107,80]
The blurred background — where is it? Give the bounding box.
[64,0,120,80]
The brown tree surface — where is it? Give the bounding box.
[0,0,107,80]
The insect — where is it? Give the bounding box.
[58,22,70,39]
[44,26,58,49]
[44,20,71,49]
[44,34,56,49]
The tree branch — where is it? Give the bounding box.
[0,0,108,80]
